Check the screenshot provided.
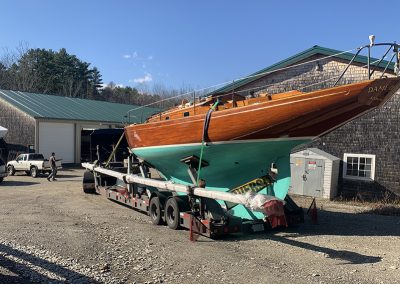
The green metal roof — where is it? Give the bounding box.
[0,89,158,124]
[211,45,396,95]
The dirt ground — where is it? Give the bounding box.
[0,169,399,284]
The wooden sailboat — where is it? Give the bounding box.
[124,42,400,220]
[126,78,400,148]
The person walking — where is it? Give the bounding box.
[47,152,57,181]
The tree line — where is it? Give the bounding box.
[0,46,195,108]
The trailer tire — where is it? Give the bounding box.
[30,166,38,178]
[7,165,15,176]
[149,196,163,225]
[82,170,96,194]
[165,198,180,230]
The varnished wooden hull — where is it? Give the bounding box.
[125,78,400,148]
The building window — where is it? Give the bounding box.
[183,112,190,117]
[165,116,170,120]
[343,153,375,181]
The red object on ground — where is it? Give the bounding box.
[268,215,288,228]
[189,215,201,242]
[263,200,288,228]
[307,198,318,224]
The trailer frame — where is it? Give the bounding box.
[82,154,303,239]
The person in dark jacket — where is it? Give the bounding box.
[47,152,57,181]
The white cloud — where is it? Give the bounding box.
[142,63,147,69]
[122,51,138,59]
[147,55,154,60]
[131,73,153,84]
[99,83,124,89]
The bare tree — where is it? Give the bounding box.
[63,78,83,98]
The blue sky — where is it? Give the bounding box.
[1,0,399,91]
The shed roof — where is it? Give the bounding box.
[0,89,158,124]
[211,45,395,95]
[291,148,340,161]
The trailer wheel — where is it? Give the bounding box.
[149,197,163,225]
[82,170,96,194]
[7,165,15,176]
[165,198,180,230]
[30,166,38,178]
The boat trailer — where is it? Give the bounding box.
[82,155,303,239]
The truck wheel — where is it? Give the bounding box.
[149,196,164,225]
[82,170,96,193]
[7,165,15,176]
[165,198,180,230]
[30,166,38,178]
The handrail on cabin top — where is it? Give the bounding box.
[334,42,400,87]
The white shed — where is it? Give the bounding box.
[290,148,340,199]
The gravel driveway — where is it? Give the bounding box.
[0,169,399,283]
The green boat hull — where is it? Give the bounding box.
[132,138,310,220]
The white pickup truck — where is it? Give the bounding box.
[7,153,62,178]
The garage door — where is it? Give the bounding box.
[39,122,75,163]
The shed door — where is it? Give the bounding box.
[290,158,305,195]
[38,122,75,163]
[303,159,324,197]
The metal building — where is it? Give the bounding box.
[290,148,340,199]
[0,90,157,163]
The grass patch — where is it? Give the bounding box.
[332,190,400,216]
[364,204,400,216]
